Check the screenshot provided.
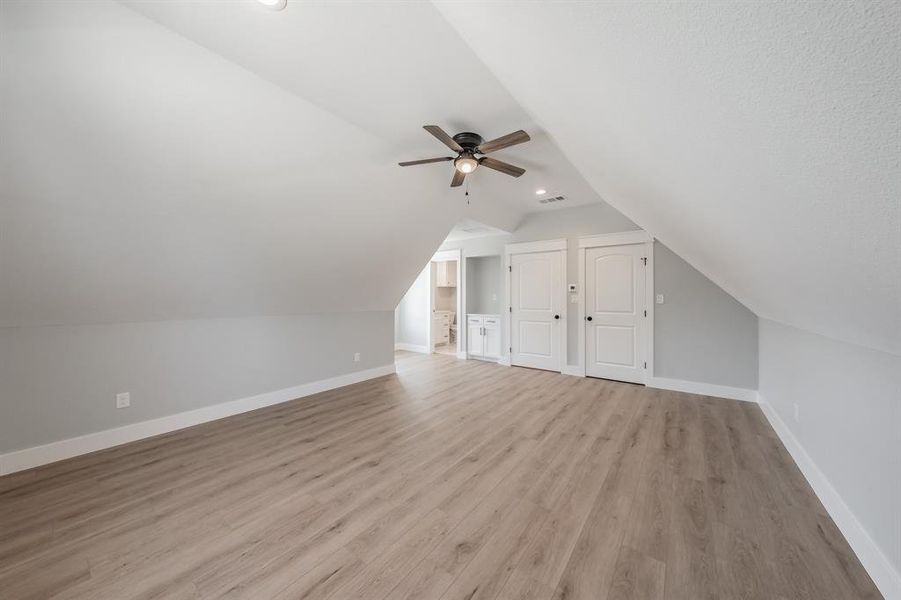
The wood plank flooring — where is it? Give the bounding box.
[0,351,881,599]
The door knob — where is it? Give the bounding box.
[554,315,560,320]
[586,316,593,321]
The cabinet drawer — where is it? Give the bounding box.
[467,316,482,325]
[483,318,498,326]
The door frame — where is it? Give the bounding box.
[503,239,567,371]
[576,231,654,381]
[429,248,463,356]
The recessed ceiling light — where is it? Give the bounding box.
[257,0,287,10]
[535,188,547,195]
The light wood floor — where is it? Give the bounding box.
[0,352,881,600]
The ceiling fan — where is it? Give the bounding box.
[399,125,531,187]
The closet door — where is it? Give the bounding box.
[584,244,647,383]
[511,251,563,372]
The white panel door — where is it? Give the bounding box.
[511,251,563,371]
[585,244,647,383]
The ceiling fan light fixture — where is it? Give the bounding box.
[535,188,547,195]
[257,0,287,10]
[454,154,478,174]
[399,125,529,187]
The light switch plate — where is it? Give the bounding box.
[116,392,130,409]
[656,294,665,304]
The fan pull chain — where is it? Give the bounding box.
[465,179,470,205]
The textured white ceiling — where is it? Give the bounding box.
[436,0,901,355]
[120,0,605,216]
[0,0,604,327]
[3,0,898,356]
[445,219,510,242]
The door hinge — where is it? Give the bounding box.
[644,361,647,369]
[509,346,513,353]
[508,265,512,272]
[509,306,512,313]
[644,310,647,317]
[641,257,647,266]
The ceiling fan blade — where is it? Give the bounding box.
[450,170,466,187]
[479,156,526,177]
[398,157,453,167]
[424,125,464,153]
[477,129,530,154]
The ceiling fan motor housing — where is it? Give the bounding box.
[452,132,484,152]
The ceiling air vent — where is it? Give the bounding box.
[538,195,565,204]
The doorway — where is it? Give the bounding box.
[394,249,463,357]
[429,249,462,357]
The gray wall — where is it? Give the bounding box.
[394,264,430,348]
[655,243,758,388]
[0,312,394,453]
[439,203,758,389]
[758,319,901,579]
[466,256,502,314]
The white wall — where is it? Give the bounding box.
[758,319,901,595]
[0,312,394,454]
[394,264,430,350]
[439,204,758,390]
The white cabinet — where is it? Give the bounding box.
[436,261,456,287]
[467,318,482,356]
[433,310,453,346]
[467,314,501,360]
[483,317,501,358]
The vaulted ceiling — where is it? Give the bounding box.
[0,0,601,327]
[2,1,898,356]
[435,1,901,355]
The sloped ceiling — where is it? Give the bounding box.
[3,1,898,358]
[436,1,901,355]
[0,0,601,327]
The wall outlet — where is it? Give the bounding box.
[656,294,665,304]
[793,403,800,423]
[116,392,130,409]
[353,352,361,363]
[491,293,497,301]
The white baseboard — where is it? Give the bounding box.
[394,343,430,354]
[469,355,499,363]
[0,364,396,477]
[757,394,901,600]
[456,351,467,360]
[561,365,584,377]
[497,357,512,366]
[647,376,757,402]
